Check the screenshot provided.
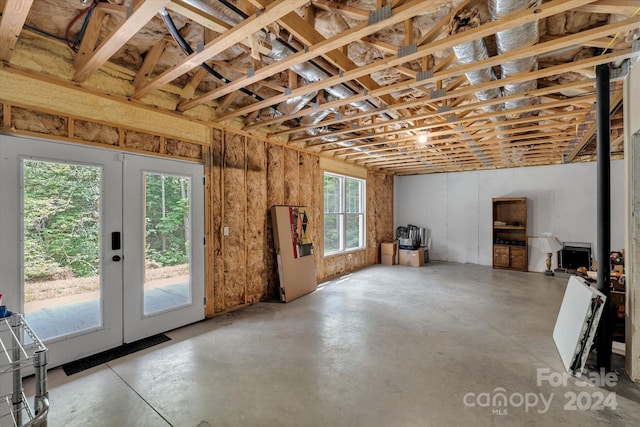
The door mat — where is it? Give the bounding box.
[62,333,171,376]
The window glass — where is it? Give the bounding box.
[323,172,365,255]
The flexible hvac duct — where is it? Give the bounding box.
[489,0,541,111]
[277,92,318,115]
[184,0,380,150]
[183,1,377,130]
[450,8,502,114]
[450,7,506,160]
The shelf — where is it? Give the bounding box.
[493,197,528,272]
[0,314,49,427]
[492,197,526,202]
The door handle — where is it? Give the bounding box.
[111,232,121,250]
[112,255,121,262]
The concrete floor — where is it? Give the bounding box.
[23,262,640,426]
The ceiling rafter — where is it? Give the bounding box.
[296,94,595,147]
[576,0,640,15]
[6,0,638,173]
[566,87,624,161]
[134,36,172,89]
[273,81,594,145]
[166,0,271,55]
[74,0,170,82]
[0,0,34,61]
[178,0,456,111]
[342,123,581,162]
[273,8,397,109]
[314,108,590,156]
[134,0,308,98]
[339,131,576,160]
[218,4,629,124]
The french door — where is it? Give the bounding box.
[0,134,204,367]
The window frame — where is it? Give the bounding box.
[322,171,366,256]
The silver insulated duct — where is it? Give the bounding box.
[182,0,375,144]
[268,40,371,145]
[450,8,503,115]
[489,0,541,111]
[450,7,506,163]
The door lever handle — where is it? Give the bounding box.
[112,255,121,262]
[111,232,121,250]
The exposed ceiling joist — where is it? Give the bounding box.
[74,0,170,82]
[179,0,453,110]
[215,0,606,122]
[134,0,309,98]
[566,88,624,161]
[4,0,637,174]
[0,0,34,61]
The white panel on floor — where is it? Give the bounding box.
[553,276,606,375]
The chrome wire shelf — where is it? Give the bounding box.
[0,314,48,427]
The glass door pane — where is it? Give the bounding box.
[122,154,204,343]
[143,172,192,315]
[23,159,103,340]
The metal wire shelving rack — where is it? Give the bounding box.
[0,314,48,427]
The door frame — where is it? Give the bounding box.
[121,153,205,343]
[1,134,124,367]
[0,133,205,367]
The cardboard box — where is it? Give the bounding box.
[380,241,398,256]
[399,248,425,267]
[379,241,398,265]
[381,254,396,265]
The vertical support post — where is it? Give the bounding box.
[596,63,612,370]
[33,349,49,426]
[10,315,22,426]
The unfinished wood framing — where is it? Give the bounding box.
[7,0,637,173]
[2,0,636,315]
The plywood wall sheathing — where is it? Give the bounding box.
[266,145,285,298]
[245,138,268,304]
[11,107,67,137]
[210,129,225,314]
[165,139,202,159]
[204,146,216,318]
[1,104,394,316]
[123,129,160,153]
[223,131,247,307]
[1,102,205,161]
[283,148,300,206]
[74,119,119,146]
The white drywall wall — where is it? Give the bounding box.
[624,53,640,380]
[394,161,625,271]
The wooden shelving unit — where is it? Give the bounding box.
[492,197,528,271]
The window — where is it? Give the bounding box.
[323,172,366,255]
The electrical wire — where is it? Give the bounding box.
[65,1,98,52]
[213,0,386,118]
[600,6,640,55]
[23,24,73,44]
[74,6,96,48]
[159,9,266,103]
